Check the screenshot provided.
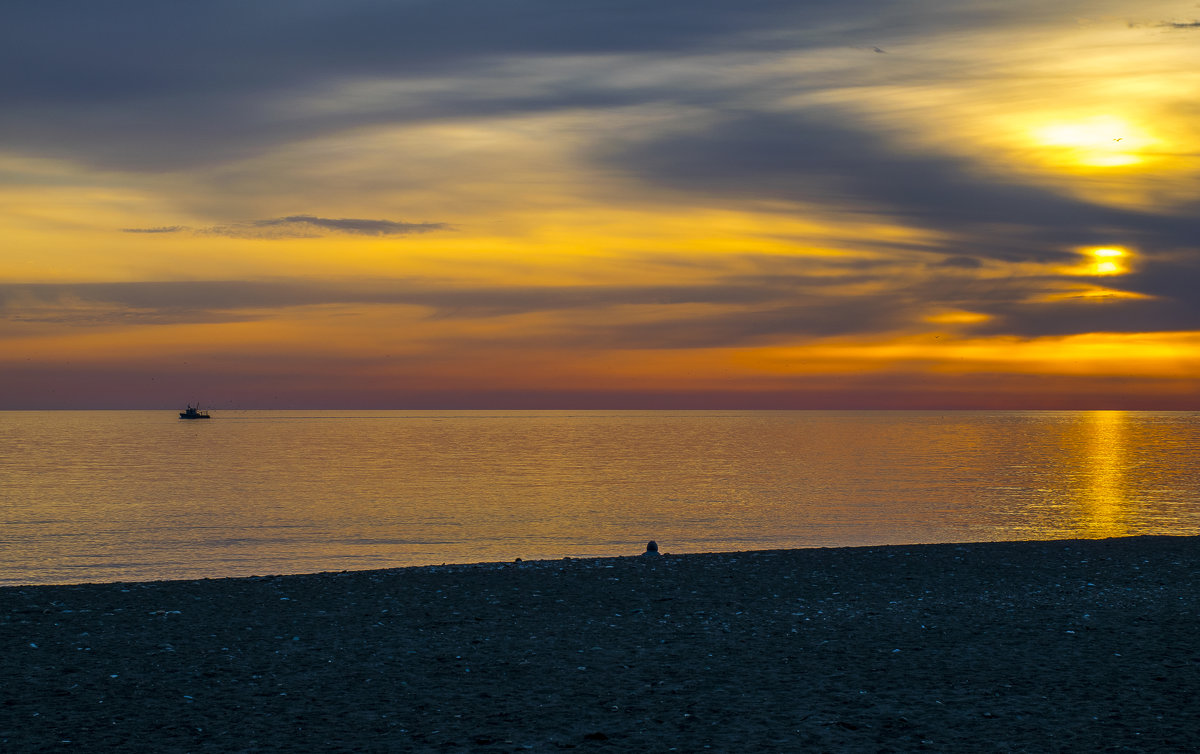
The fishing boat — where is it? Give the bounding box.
[179,404,211,419]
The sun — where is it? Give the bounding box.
[1031,115,1152,168]
[1086,247,1129,276]
[1058,246,1132,278]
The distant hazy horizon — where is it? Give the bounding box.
[8,394,1200,411]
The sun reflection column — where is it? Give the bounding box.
[1079,410,1131,538]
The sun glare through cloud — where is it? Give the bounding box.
[1031,116,1155,168]
[1088,247,1130,276]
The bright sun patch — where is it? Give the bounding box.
[1085,247,1128,276]
[1057,247,1133,278]
[1031,116,1154,168]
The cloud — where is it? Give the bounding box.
[251,215,450,236]
[1159,20,1200,28]
[7,254,1198,346]
[121,225,187,234]
[0,1,823,171]
[0,0,1114,172]
[0,278,791,321]
[600,109,1200,310]
[0,275,917,346]
[605,110,1195,251]
[118,216,450,238]
[4,1,1197,350]
[933,256,984,269]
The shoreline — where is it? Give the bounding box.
[5,533,1192,590]
[4,535,1197,751]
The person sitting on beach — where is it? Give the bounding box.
[643,540,660,557]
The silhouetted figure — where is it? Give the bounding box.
[643,540,660,557]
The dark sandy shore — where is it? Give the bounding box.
[3,536,1198,752]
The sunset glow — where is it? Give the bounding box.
[2,1,1199,409]
[1032,116,1151,168]
[1081,247,1132,276]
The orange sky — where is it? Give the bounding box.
[2,1,1199,408]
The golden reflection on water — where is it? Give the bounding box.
[1078,411,1131,539]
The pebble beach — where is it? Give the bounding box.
[3,535,1198,752]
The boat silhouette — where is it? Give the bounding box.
[179,404,211,419]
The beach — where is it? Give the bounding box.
[3,536,1197,752]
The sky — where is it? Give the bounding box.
[2,1,1199,409]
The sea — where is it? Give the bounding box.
[2,410,1198,586]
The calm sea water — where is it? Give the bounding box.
[1,410,1198,585]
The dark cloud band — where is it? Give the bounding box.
[121,226,186,234]
[120,216,450,238]
[253,215,450,236]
